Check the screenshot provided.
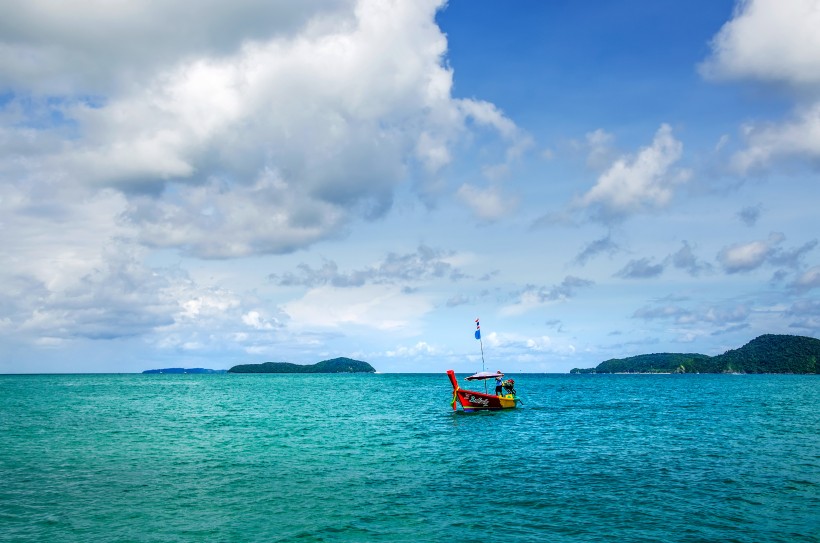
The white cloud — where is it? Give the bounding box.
[525,336,553,352]
[455,99,533,184]
[0,175,285,352]
[126,173,348,258]
[0,0,354,94]
[280,285,433,331]
[3,0,523,258]
[242,311,276,330]
[386,341,437,357]
[716,232,816,275]
[1,243,180,343]
[456,184,518,222]
[791,266,820,291]
[700,0,820,88]
[0,0,533,364]
[717,232,784,273]
[577,124,690,223]
[730,103,820,173]
[701,0,820,173]
[474,331,577,359]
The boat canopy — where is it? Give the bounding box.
[465,371,504,381]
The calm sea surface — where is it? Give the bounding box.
[1,373,817,542]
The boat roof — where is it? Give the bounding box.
[465,371,504,381]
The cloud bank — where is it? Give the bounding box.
[1,0,523,260]
[0,0,530,361]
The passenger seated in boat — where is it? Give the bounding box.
[495,371,504,396]
[502,378,516,396]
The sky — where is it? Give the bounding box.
[1,0,819,374]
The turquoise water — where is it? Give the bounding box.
[1,373,817,542]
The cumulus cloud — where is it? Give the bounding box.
[126,174,349,258]
[1,0,524,258]
[0,233,254,351]
[717,232,784,273]
[0,0,355,95]
[0,0,536,364]
[16,251,177,342]
[700,0,820,88]
[717,233,817,274]
[241,311,277,330]
[701,0,820,173]
[0,179,171,344]
[577,124,690,223]
[731,104,820,173]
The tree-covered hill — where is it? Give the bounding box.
[574,353,712,374]
[571,334,820,374]
[710,334,819,374]
[142,368,226,374]
[228,357,375,374]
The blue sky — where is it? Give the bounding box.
[1,0,819,373]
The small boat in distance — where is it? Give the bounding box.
[447,369,519,411]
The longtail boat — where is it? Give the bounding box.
[448,318,521,411]
[447,369,519,411]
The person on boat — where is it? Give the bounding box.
[495,371,504,396]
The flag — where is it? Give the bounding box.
[475,318,480,340]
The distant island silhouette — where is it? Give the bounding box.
[571,334,820,374]
[228,357,376,374]
[142,368,227,374]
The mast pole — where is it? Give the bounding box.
[476,317,487,393]
[479,334,486,372]
[481,336,488,394]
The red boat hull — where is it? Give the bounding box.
[447,369,517,411]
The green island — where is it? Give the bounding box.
[228,357,376,374]
[142,368,226,374]
[571,334,820,374]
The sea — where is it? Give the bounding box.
[1,373,817,543]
